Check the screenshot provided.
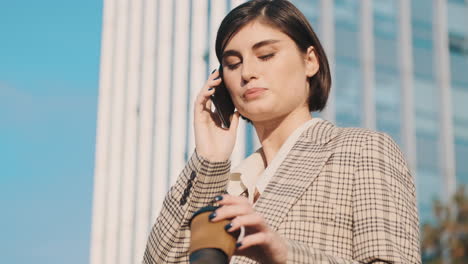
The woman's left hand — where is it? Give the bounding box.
[210,194,288,264]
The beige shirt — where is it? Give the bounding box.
[227,118,321,204]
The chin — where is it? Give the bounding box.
[240,110,281,123]
[238,97,285,121]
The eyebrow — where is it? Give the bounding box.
[222,39,281,60]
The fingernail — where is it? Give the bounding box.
[214,76,221,80]
[208,87,214,91]
[236,242,242,248]
[208,212,216,221]
[214,195,223,201]
[224,223,232,231]
[211,68,216,74]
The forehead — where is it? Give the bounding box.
[224,21,291,50]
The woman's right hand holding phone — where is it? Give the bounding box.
[194,69,240,162]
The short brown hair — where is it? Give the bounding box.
[215,0,331,112]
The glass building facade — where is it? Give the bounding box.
[449,0,468,188]
[90,1,468,263]
[292,0,468,227]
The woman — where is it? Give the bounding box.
[143,0,421,263]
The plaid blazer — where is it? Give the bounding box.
[143,119,421,263]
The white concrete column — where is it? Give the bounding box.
[89,0,116,263]
[169,0,191,185]
[152,0,173,220]
[188,0,208,155]
[433,0,456,202]
[398,0,417,178]
[360,0,376,130]
[319,0,335,123]
[232,0,246,8]
[133,0,159,262]
[210,0,226,68]
[118,0,143,263]
[103,0,130,262]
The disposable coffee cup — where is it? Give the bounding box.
[189,205,245,264]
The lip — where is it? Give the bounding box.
[243,87,267,100]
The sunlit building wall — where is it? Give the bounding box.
[89,0,468,263]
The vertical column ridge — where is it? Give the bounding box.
[133,0,158,261]
[433,0,456,202]
[361,0,376,130]
[320,0,336,123]
[398,0,417,180]
[89,0,116,263]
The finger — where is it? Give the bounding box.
[213,194,249,206]
[210,204,254,222]
[204,93,212,111]
[195,71,222,105]
[209,68,220,80]
[196,85,216,103]
[228,111,241,133]
[195,86,216,114]
[235,232,272,251]
[202,72,222,90]
[226,213,268,232]
[206,75,223,88]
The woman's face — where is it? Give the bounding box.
[221,20,319,123]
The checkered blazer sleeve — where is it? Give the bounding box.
[284,132,421,264]
[142,150,231,263]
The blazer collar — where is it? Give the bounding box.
[301,118,338,145]
[253,119,338,231]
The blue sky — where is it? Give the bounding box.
[0,1,102,263]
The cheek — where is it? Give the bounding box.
[224,81,244,108]
[274,52,304,78]
[271,59,307,93]
[269,60,310,108]
[225,83,239,101]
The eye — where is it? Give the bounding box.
[259,53,274,61]
[227,62,241,70]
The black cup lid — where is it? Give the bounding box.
[189,205,219,227]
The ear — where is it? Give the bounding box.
[304,46,319,78]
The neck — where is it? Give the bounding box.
[253,108,312,165]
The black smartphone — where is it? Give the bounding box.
[210,66,235,128]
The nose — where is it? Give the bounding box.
[240,58,258,85]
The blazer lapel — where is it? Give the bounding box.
[253,119,337,231]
